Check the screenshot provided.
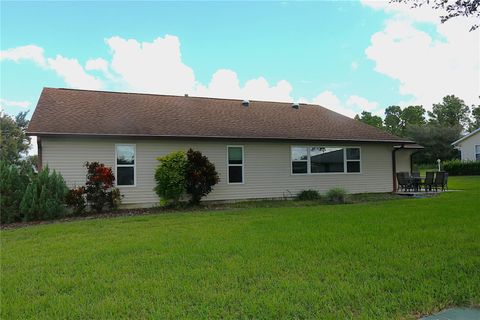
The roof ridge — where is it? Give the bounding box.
[46,87,319,106]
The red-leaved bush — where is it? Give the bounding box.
[84,162,121,212]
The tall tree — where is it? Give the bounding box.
[406,124,461,163]
[470,105,480,131]
[392,0,480,31]
[428,95,470,129]
[384,105,403,135]
[354,111,383,129]
[0,111,31,165]
[401,105,426,126]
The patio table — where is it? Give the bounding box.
[410,176,424,192]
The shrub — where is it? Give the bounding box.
[107,187,123,210]
[185,149,219,204]
[154,151,187,204]
[0,162,31,223]
[297,189,321,201]
[325,187,347,204]
[443,159,480,176]
[84,162,120,212]
[19,166,68,221]
[66,186,86,215]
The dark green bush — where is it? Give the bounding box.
[325,187,347,204]
[0,162,31,223]
[155,151,188,205]
[443,160,480,176]
[185,149,219,204]
[19,166,68,221]
[297,189,321,201]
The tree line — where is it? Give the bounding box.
[354,95,480,164]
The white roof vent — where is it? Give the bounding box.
[292,102,300,109]
[242,99,250,107]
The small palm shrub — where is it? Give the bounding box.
[65,186,86,215]
[107,187,123,210]
[185,149,219,204]
[297,189,321,201]
[155,151,188,204]
[325,187,347,204]
[19,166,68,221]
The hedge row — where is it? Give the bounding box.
[443,160,480,176]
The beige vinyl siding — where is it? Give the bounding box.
[395,149,413,173]
[455,131,480,161]
[42,136,400,206]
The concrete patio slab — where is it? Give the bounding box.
[420,308,480,320]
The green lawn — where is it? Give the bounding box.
[1,177,479,319]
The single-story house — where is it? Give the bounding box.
[451,128,480,161]
[27,88,420,207]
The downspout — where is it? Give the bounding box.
[37,137,43,170]
[392,144,405,192]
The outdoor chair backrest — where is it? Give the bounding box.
[435,171,445,185]
[411,172,420,178]
[396,172,406,185]
[424,171,435,184]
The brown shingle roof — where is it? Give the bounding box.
[27,88,412,143]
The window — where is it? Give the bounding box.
[291,146,361,174]
[116,144,135,186]
[476,145,480,161]
[228,146,244,183]
[291,147,308,174]
[346,147,361,173]
[310,147,344,173]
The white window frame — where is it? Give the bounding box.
[227,145,244,184]
[345,147,362,173]
[290,146,362,175]
[291,146,309,175]
[475,145,480,161]
[115,144,136,187]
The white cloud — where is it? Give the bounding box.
[346,95,379,111]
[195,69,293,101]
[1,35,381,120]
[1,46,103,90]
[300,91,357,118]
[362,0,480,108]
[0,45,46,67]
[106,35,196,95]
[47,55,103,90]
[351,61,358,70]
[0,98,31,109]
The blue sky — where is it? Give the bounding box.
[1,1,478,118]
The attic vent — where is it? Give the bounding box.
[292,102,300,109]
[242,99,250,107]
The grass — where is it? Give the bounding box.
[1,177,479,319]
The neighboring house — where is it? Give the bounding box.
[27,88,420,207]
[451,128,480,161]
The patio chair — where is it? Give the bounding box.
[423,171,435,191]
[410,172,421,191]
[396,172,412,192]
[434,171,447,192]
